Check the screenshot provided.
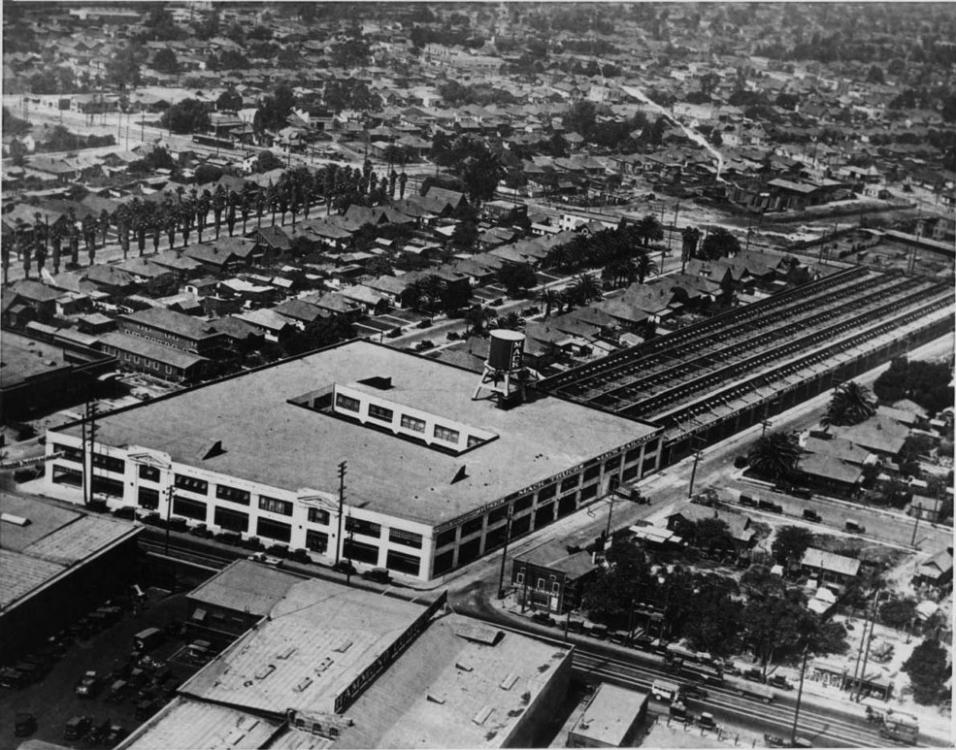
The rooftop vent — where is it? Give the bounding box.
[472,706,494,726]
[199,440,225,460]
[1,512,31,527]
[358,375,392,390]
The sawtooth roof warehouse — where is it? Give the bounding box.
[42,340,661,581]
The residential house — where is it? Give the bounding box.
[800,547,860,586]
[232,307,296,343]
[915,547,953,587]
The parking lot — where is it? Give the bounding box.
[0,588,203,749]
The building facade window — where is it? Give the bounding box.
[436,528,456,548]
[433,424,460,443]
[580,483,598,501]
[92,475,124,497]
[537,484,557,502]
[461,516,483,537]
[172,496,207,520]
[92,453,125,473]
[346,517,381,538]
[386,549,421,576]
[52,465,82,486]
[335,393,360,412]
[257,517,292,542]
[343,539,378,565]
[537,578,545,590]
[138,464,161,482]
[388,528,423,549]
[604,454,622,471]
[400,414,426,433]
[52,443,83,463]
[306,530,328,553]
[175,474,208,494]
[259,496,293,516]
[467,435,482,448]
[307,507,330,525]
[560,475,579,493]
[216,484,251,506]
[513,495,533,512]
[367,404,394,423]
[214,507,249,533]
[583,464,601,482]
[138,487,160,509]
[515,572,525,585]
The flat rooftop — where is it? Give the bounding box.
[126,575,571,750]
[180,577,431,716]
[1,331,73,386]
[187,558,304,617]
[338,612,571,749]
[0,492,141,612]
[59,341,657,525]
[570,683,648,746]
[120,696,282,750]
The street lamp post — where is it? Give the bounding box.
[335,460,347,567]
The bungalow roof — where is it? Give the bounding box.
[798,453,863,486]
[273,298,328,324]
[801,548,860,578]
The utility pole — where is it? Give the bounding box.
[790,648,809,746]
[687,438,704,499]
[761,418,773,436]
[604,492,616,539]
[335,460,347,567]
[910,504,922,548]
[856,615,876,701]
[164,484,176,592]
[496,505,514,599]
[83,400,99,507]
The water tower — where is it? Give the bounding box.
[473,330,533,404]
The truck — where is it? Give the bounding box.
[729,676,776,703]
[133,627,165,653]
[877,710,919,744]
[650,679,681,702]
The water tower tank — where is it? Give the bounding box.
[487,329,525,371]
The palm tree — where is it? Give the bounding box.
[99,209,111,246]
[50,221,63,274]
[823,381,877,427]
[538,288,560,318]
[115,203,131,259]
[1,238,9,285]
[635,214,664,247]
[68,221,80,266]
[211,185,225,239]
[634,249,657,284]
[572,273,602,305]
[225,191,238,236]
[747,431,803,481]
[196,191,211,243]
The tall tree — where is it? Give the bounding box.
[771,525,814,565]
[699,226,740,260]
[747,431,802,481]
[824,381,877,426]
[903,639,951,704]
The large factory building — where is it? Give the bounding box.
[42,337,661,582]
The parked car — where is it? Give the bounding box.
[738,494,758,508]
[361,568,391,584]
[106,723,128,745]
[64,715,93,741]
[768,674,794,690]
[14,713,37,737]
[696,712,717,729]
[764,734,787,747]
[802,509,822,523]
[743,668,765,683]
[248,552,282,566]
[75,670,101,698]
[332,561,356,575]
[135,698,161,721]
[189,523,213,538]
[845,520,866,534]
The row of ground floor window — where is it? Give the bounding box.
[45,434,661,581]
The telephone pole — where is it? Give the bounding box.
[790,648,809,746]
[335,460,347,567]
[687,436,704,499]
[910,504,922,548]
[496,506,514,599]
